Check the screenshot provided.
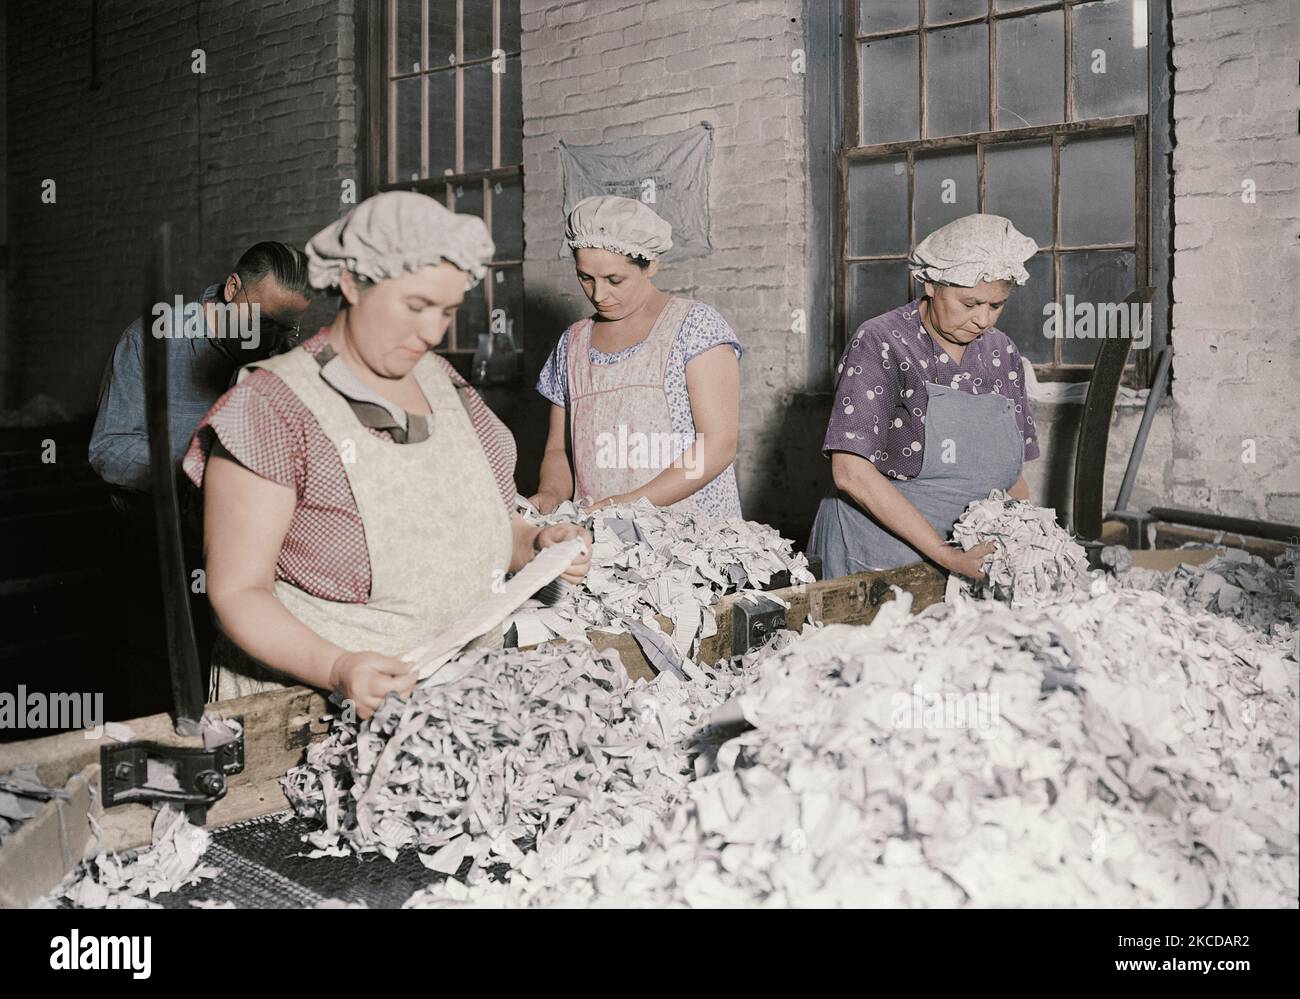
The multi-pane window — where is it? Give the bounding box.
[373,0,523,355]
[840,0,1156,377]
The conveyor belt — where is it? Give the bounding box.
[120,813,465,909]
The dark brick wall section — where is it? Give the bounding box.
[4,0,356,414]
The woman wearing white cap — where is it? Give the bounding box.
[808,214,1041,580]
[529,195,743,520]
[184,191,591,716]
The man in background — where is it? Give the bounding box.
[89,242,312,709]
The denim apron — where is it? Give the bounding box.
[808,382,1024,578]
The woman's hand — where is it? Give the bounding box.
[329,650,417,720]
[529,491,563,515]
[941,541,997,581]
[533,523,593,583]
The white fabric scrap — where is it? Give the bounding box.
[51,805,220,909]
[949,491,1092,608]
[508,498,813,661]
[401,559,1297,908]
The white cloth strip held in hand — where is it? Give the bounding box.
[402,538,586,682]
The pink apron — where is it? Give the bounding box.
[566,296,702,515]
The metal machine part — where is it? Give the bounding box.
[142,222,206,735]
[100,732,245,810]
[731,593,788,655]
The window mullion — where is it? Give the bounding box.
[420,0,429,180]
[456,0,465,175]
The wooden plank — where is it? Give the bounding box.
[0,687,330,855]
[0,767,93,908]
[1129,548,1218,572]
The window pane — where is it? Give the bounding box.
[395,0,422,73]
[858,0,918,33]
[914,148,978,239]
[427,69,456,176]
[1058,250,1136,363]
[926,24,989,137]
[1072,0,1148,120]
[501,0,521,50]
[492,266,524,354]
[984,139,1053,247]
[427,0,457,67]
[996,10,1064,127]
[995,0,1050,10]
[859,35,920,144]
[998,252,1054,363]
[847,156,909,255]
[394,77,422,181]
[1060,132,1134,246]
[463,62,494,173]
[452,177,483,221]
[455,271,488,352]
[847,260,912,331]
[463,0,494,62]
[927,0,988,24]
[500,56,523,166]
[491,175,524,260]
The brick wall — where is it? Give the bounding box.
[515,0,813,534]
[1165,0,1300,523]
[3,0,357,413]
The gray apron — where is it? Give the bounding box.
[808,382,1024,579]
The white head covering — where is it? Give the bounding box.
[908,214,1039,288]
[565,195,673,260]
[306,190,496,291]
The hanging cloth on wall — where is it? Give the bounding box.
[558,123,714,259]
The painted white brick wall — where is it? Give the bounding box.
[1167,0,1300,523]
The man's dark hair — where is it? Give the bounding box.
[234,242,312,297]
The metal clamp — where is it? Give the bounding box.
[731,593,787,655]
[100,731,245,809]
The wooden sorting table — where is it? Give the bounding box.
[0,547,1232,905]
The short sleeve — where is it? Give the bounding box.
[182,370,306,492]
[536,330,570,408]
[679,304,743,364]
[823,322,901,461]
[1003,344,1040,461]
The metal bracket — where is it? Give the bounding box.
[1106,510,1156,550]
[100,730,245,810]
[731,593,787,655]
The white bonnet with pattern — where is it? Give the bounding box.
[306,190,496,291]
[565,195,673,260]
[908,213,1039,288]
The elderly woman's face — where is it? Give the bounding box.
[341,263,467,377]
[574,247,658,321]
[923,280,1013,347]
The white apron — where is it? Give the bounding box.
[209,346,513,701]
[566,295,704,516]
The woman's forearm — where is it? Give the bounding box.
[536,448,574,502]
[833,456,955,569]
[210,587,345,691]
[622,433,736,507]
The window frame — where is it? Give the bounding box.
[835,0,1168,386]
[358,0,524,357]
